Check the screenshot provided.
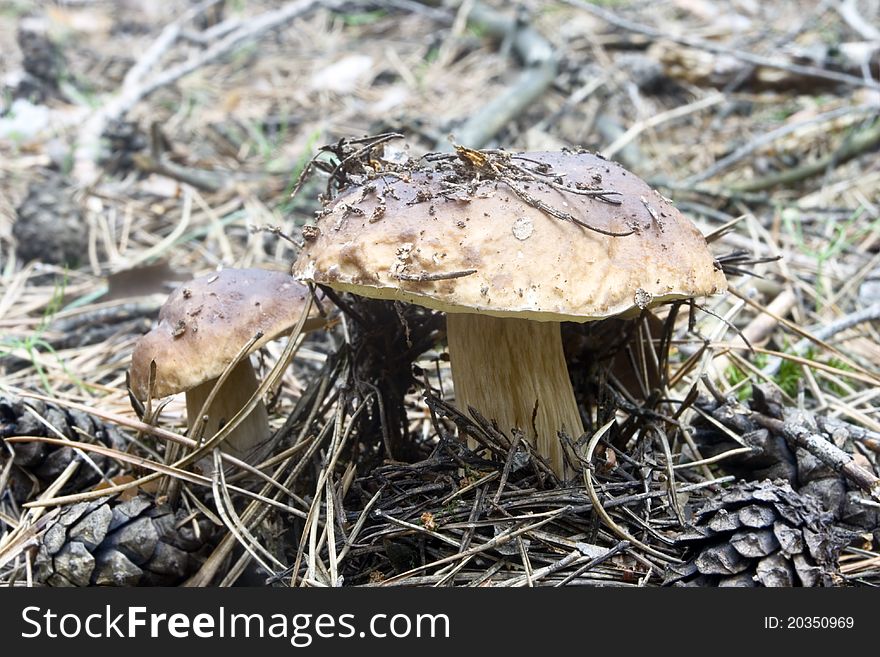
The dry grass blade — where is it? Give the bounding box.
[291,390,372,586]
[380,506,574,585]
[210,449,286,576]
[10,396,291,507]
[582,420,680,563]
[602,93,725,159]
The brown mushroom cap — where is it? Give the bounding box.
[292,150,726,319]
[130,268,323,400]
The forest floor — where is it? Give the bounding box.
[1,0,879,587]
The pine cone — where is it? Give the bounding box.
[13,171,87,267]
[99,119,147,175]
[690,391,798,482]
[33,495,216,586]
[0,395,127,505]
[689,384,880,533]
[667,479,851,587]
[14,17,66,102]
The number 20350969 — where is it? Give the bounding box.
[763,617,854,629]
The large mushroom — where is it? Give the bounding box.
[129,268,325,462]
[293,149,726,477]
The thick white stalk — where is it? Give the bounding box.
[446,313,583,478]
[185,359,270,462]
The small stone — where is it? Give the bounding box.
[512,217,534,241]
[633,287,653,309]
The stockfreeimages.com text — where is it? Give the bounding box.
[21,605,450,647]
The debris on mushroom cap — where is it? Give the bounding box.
[292,149,727,321]
[129,268,324,401]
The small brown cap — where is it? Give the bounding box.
[130,268,323,400]
[293,150,726,321]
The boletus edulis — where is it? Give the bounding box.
[293,148,727,478]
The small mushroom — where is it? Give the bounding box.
[293,150,727,477]
[129,268,326,462]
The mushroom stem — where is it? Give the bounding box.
[446,313,583,478]
[184,359,270,462]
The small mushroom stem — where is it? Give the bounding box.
[184,359,270,462]
[446,313,584,478]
